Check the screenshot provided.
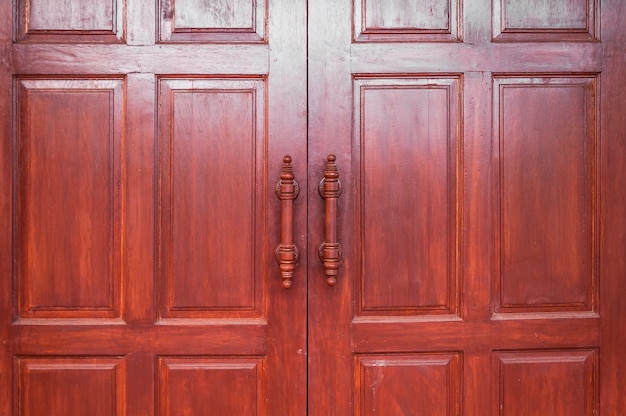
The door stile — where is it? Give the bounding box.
[0,0,12,411]
[308,1,355,415]
[599,1,626,413]
[266,0,308,414]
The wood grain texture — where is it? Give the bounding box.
[17,357,126,416]
[309,1,618,414]
[307,0,354,414]
[352,314,601,352]
[493,0,598,41]
[356,353,461,416]
[12,44,269,74]
[12,321,269,355]
[264,1,308,415]
[495,76,597,312]
[4,1,307,415]
[127,0,156,45]
[158,357,265,415]
[351,42,602,73]
[158,78,265,317]
[16,78,124,318]
[16,0,125,42]
[354,0,461,42]
[1,0,625,414]
[354,77,459,314]
[494,350,597,415]
[159,0,266,42]
[599,0,626,413]
[124,74,156,324]
[0,0,12,412]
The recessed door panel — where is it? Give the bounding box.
[16,78,124,319]
[495,76,597,313]
[158,78,266,318]
[354,76,460,315]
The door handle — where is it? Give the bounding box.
[318,154,342,286]
[275,156,300,288]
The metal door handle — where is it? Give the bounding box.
[275,156,299,288]
[318,154,342,286]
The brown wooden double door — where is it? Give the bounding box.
[2,0,626,414]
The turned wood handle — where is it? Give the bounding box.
[275,155,299,288]
[318,154,342,286]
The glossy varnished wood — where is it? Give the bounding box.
[495,76,597,312]
[354,76,459,314]
[157,78,264,316]
[308,0,624,415]
[599,1,626,414]
[0,0,12,410]
[2,0,307,415]
[1,0,625,415]
[16,78,124,319]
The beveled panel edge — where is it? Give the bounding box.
[15,355,127,416]
[13,76,126,320]
[15,0,126,43]
[492,349,598,416]
[353,0,463,43]
[492,74,599,315]
[352,75,463,318]
[156,76,267,320]
[158,0,267,44]
[355,352,462,416]
[492,0,599,42]
[157,355,267,416]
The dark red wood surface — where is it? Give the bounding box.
[1,0,625,415]
[1,0,307,415]
[308,0,626,415]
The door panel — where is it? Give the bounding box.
[157,78,265,316]
[0,0,307,415]
[495,76,596,312]
[16,78,124,318]
[308,0,626,415]
[492,350,597,415]
[354,76,460,314]
[18,357,126,416]
[356,353,462,416]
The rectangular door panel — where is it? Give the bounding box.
[158,0,266,42]
[158,78,266,318]
[157,356,266,416]
[493,350,597,415]
[17,357,126,416]
[16,0,125,42]
[16,78,124,319]
[354,76,460,315]
[356,353,461,416]
[353,0,462,41]
[493,0,598,41]
[495,76,597,313]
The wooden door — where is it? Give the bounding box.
[2,1,626,415]
[308,0,626,415]
[0,0,308,414]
